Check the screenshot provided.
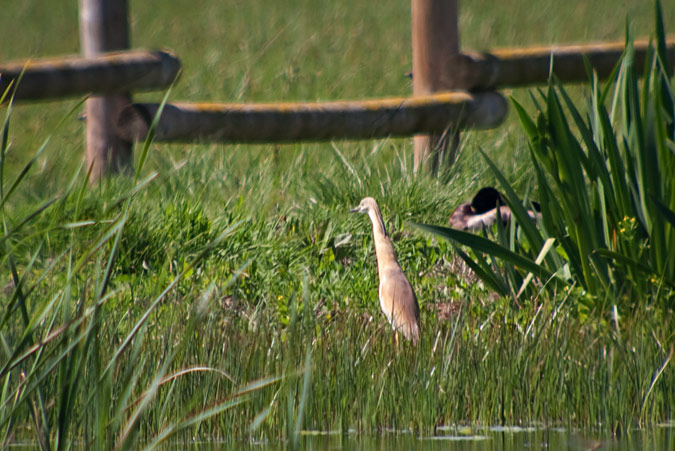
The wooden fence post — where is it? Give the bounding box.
[79,0,133,181]
[411,0,460,175]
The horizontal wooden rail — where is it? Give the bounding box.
[445,38,675,90]
[117,91,507,143]
[0,50,180,101]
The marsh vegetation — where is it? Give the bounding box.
[1,0,673,448]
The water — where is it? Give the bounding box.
[213,424,675,450]
[8,424,673,449]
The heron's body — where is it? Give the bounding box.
[351,197,420,344]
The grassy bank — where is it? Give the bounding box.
[2,138,673,446]
[3,123,674,446]
[1,0,674,448]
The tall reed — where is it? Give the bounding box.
[415,0,675,312]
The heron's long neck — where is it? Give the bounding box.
[367,207,397,272]
[367,205,387,237]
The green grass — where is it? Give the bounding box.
[2,0,673,184]
[1,0,674,448]
[414,5,675,312]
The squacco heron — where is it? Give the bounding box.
[350,197,420,344]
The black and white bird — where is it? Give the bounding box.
[449,187,541,231]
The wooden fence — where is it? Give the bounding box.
[1,0,674,181]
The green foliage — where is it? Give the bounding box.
[2,97,673,447]
[514,1,675,308]
[417,2,675,311]
[1,0,674,448]
[0,91,268,449]
[117,200,213,275]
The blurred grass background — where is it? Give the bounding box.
[1,0,673,204]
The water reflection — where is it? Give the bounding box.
[214,424,674,450]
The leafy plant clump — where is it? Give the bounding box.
[417,1,675,312]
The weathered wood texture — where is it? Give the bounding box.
[0,50,180,101]
[117,92,508,143]
[411,0,460,175]
[79,0,133,181]
[454,38,675,90]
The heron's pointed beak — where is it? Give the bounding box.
[349,206,360,213]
